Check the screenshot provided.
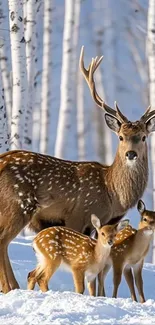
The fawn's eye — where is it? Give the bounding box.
[142,136,146,142]
[102,232,105,236]
[119,136,123,141]
[143,217,147,222]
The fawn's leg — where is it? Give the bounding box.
[123,266,137,302]
[112,264,123,298]
[87,278,96,296]
[72,268,85,294]
[37,258,61,292]
[98,263,111,296]
[27,269,37,290]
[133,260,145,303]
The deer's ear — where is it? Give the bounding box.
[105,114,121,133]
[137,200,145,214]
[146,116,155,133]
[91,214,101,230]
[114,219,129,232]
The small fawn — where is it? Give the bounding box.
[98,200,155,303]
[27,215,128,295]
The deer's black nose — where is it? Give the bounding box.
[108,239,113,246]
[126,151,137,160]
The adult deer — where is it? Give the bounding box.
[0,47,155,293]
[98,200,155,303]
[27,216,128,294]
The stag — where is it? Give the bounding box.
[0,46,155,293]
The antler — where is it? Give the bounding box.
[140,106,155,123]
[79,46,128,123]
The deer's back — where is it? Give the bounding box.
[0,150,112,231]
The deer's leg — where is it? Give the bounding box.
[0,244,11,293]
[123,266,137,302]
[4,245,19,290]
[133,261,145,303]
[98,263,111,296]
[87,278,96,296]
[112,265,123,298]
[72,268,85,294]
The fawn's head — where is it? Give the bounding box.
[80,46,155,167]
[91,214,129,247]
[137,200,155,231]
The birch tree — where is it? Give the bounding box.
[24,0,37,150]
[93,0,113,164]
[54,0,74,158]
[40,0,53,154]
[77,68,85,160]
[0,68,9,152]
[0,0,12,139]
[147,0,155,263]
[8,0,28,149]
[32,0,43,152]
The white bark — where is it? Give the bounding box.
[9,0,28,149]
[0,43,12,140]
[32,0,42,152]
[54,0,74,158]
[147,0,155,263]
[77,69,85,160]
[66,0,80,160]
[93,0,113,164]
[0,0,12,140]
[40,0,53,154]
[24,0,36,150]
[0,70,9,152]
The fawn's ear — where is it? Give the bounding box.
[137,200,146,214]
[90,229,97,239]
[114,219,130,232]
[91,214,101,230]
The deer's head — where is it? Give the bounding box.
[91,214,129,247]
[80,46,155,166]
[137,200,155,231]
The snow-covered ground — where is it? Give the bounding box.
[0,236,155,324]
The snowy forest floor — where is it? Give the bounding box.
[0,236,155,324]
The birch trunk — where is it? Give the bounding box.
[32,0,42,152]
[54,0,74,158]
[0,69,9,152]
[9,0,28,149]
[77,69,85,160]
[40,0,53,154]
[65,0,81,160]
[147,0,155,263]
[24,0,36,150]
[0,0,12,140]
[93,0,113,164]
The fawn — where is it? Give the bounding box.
[27,215,128,295]
[98,200,155,303]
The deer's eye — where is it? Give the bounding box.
[102,232,105,236]
[142,136,146,142]
[143,217,147,222]
[119,136,123,141]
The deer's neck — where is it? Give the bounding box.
[133,227,153,254]
[105,150,148,213]
[94,239,111,265]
